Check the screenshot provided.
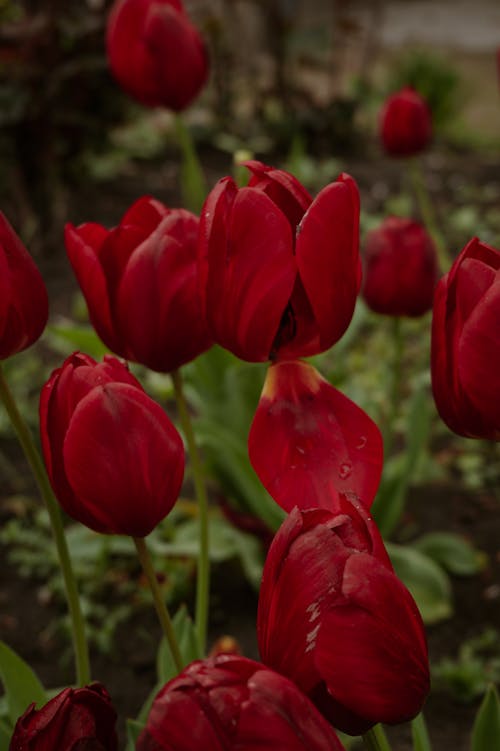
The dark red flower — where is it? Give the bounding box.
[65,197,212,373]
[137,654,346,750]
[9,682,118,750]
[431,237,500,440]
[362,216,439,317]
[248,360,383,512]
[198,160,361,362]
[0,212,48,359]
[379,87,432,157]
[106,0,209,111]
[258,505,430,735]
[40,352,184,536]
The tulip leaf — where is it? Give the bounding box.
[372,382,432,537]
[412,532,486,576]
[386,543,453,623]
[411,712,433,751]
[471,685,500,751]
[0,720,11,751]
[0,641,46,724]
[157,605,201,685]
[47,321,109,360]
[126,718,146,751]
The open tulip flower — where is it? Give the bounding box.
[249,360,383,512]
[431,237,500,440]
[40,352,184,536]
[137,654,346,750]
[362,216,439,317]
[9,683,118,751]
[379,86,432,158]
[258,505,430,735]
[0,211,48,360]
[65,197,212,373]
[198,160,361,362]
[106,0,209,111]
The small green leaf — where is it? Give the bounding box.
[47,322,109,360]
[0,720,11,751]
[411,712,432,751]
[413,532,485,576]
[471,685,500,751]
[0,642,46,724]
[386,544,453,623]
[126,717,146,751]
[156,605,201,685]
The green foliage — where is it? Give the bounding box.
[156,606,201,684]
[434,630,500,703]
[471,685,500,751]
[411,713,433,751]
[0,641,46,727]
[412,532,486,577]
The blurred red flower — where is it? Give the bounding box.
[379,87,432,157]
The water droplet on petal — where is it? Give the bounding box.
[356,435,367,449]
[339,462,352,479]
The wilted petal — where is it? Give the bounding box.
[248,361,383,512]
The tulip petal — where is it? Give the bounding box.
[248,361,383,512]
[295,174,360,351]
[244,160,312,228]
[200,179,297,361]
[316,554,429,729]
[63,383,184,536]
[121,195,169,233]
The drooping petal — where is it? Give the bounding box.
[315,554,429,732]
[63,382,184,536]
[295,174,360,352]
[248,361,383,512]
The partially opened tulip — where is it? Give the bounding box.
[198,160,361,362]
[258,505,430,735]
[431,237,500,440]
[9,683,118,750]
[249,360,383,512]
[380,87,432,158]
[0,211,48,360]
[363,216,439,317]
[65,197,212,373]
[40,352,184,536]
[106,0,209,111]
[137,654,346,750]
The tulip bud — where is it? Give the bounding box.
[362,216,439,317]
[249,360,383,512]
[106,0,209,111]
[258,505,430,735]
[65,197,212,373]
[198,160,361,362]
[379,87,432,157]
[40,352,184,536]
[137,655,346,750]
[0,212,48,360]
[431,237,500,440]
[9,682,118,750]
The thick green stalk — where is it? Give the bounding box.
[0,363,90,685]
[362,724,393,751]
[383,316,404,458]
[133,537,183,673]
[174,113,207,213]
[409,158,450,274]
[171,369,209,653]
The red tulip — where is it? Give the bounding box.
[137,654,346,750]
[40,352,184,536]
[198,160,361,362]
[362,216,439,317]
[258,505,430,735]
[106,0,209,111]
[0,212,48,359]
[431,237,500,440]
[65,197,212,373]
[379,87,432,157]
[248,360,383,512]
[9,683,117,750]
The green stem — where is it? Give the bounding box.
[174,113,207,213]
[362,724,393,751]
[411,711,433,750]
[383,317,403,458]
[133,537,183,673]
[408,158,450,274]
[171,369,210,654]
[0,363,90,686]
